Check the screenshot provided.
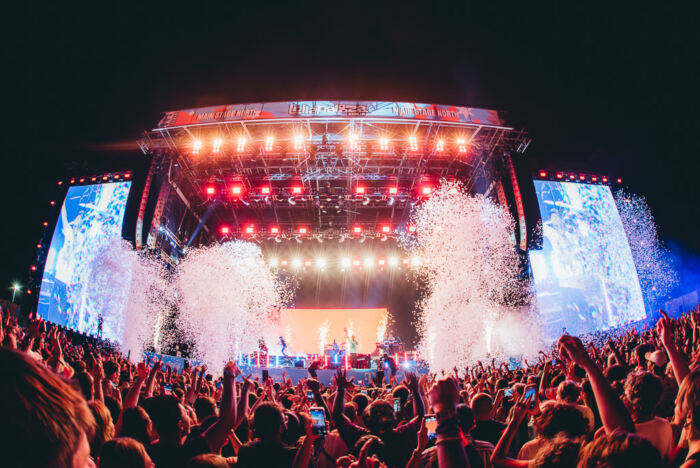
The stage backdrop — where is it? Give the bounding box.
[279,308,388,355]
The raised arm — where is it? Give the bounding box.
[558,335,635,434]
[491,394,530,468]
[658,311,690,386]
[404,372,425,419]
[202,362,238,452]
[428,376,470,468]
[332,368,353,422]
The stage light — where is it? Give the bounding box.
[616,177,622,183]
[377,258,386,267]
[91,177,97,182]
[102,175,108,180]
[402,258,410,266]
[353,259,361,267]
[213,138,222,153]
[26,290,31,295]
[407,225,417,233]
[602,176,609,183]
[316,257,327,269]
[30,265,37,271]
[50,201,55,206]
[298,226,308,235]
[388,256,399,267]
[231,185,243,196]
[245,225,255,234]
[237,137,246,152]
[569,174,575,180]
[220,226,230,235]
[293,134,304,151]
[381,225,392,234]
[270,226,280,235]
[379,137,389,151]
[264,136,274,152]
[36,244,41,248]
[57,180,63,185]
[556,173,564,179]
[457,138,467,154]
[269,258,279,267]
[591,176,598,182]
[304,260,312,267]
[411,256,422,267]
[260,186,271,195]
[341,257,352,268]
[70,178,76,183]
[291,258,302,269]
[192,139,202,154]
[364,257,374,268]
[292,185,303,194]
[539,171,547,178]
[281,259,288,267]
[124,173,131,179]
[409,135,418,151]
[205,185,216,196]
[353,226,362,234]
[42,221,48,227]
[388,186,398,195]
[579,174,586,181]
[348,133,359,151]
[79,178,85,183]
[421,186,432,196]
[355,186,365,195]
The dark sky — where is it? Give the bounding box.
[2,1,698,302]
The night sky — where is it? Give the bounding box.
[2,2,698,303]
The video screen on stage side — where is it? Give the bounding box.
[529,181,645,339]
[279,308,388,356]
[38,182,131,334]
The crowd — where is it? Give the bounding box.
[2,305,700,468]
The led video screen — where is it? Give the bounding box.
[530,181,645,339]
[279,308,388,355]
[38,182,131,333]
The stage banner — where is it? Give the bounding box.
[156,101,504,129]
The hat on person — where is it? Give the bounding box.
[644,350,668,367]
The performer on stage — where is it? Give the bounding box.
[279,336,288,358]
[344,328,357,368]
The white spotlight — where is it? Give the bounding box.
[316,258,327,269]
[341,257,351,268]
[291,258,302,269]
[268,258,279,267]
[411,256,422,267]
[388,256,399,267]
[363,257,374,268]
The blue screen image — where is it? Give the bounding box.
[38,182,131,333]
[529,181,645,340]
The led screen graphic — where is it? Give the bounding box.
[38,182,131,333]
[279,308,388,356]
[530,181,645,339]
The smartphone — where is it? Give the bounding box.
[360,389,367,395]
[310,407,327,436]
[552,359,557,366]
[307,390,314,400]
[262,369,269,381]
[504,388,513,398]
[424,415,438,440]
[164,384,173,394]
[524,387,536,409]
[393,397,401,413]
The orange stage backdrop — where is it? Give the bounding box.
[280,308,388,355]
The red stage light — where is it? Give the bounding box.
[50,201,55,205]
[220,226,230,235]
[124,173,131,179]
[91,177,97,182]
[79,178,85,183]
[36,244,42,248]
[102,176,108,180]
[57,181,63,185]
[556,173,563,179]
[355,186,365,195]
[304,260,312,267]
[245,225,255,234]
[388,186,398,195]
[292,186,303,194]
[270,226,280,234]
[231,185,243,195]
[378,259,386,266]
[539,171,547,178]
[205,186,216,195]
[616,178,622,183]
[407,225,417,233]
[591,176,598,182]
[353,226,362,234]
[260,186,271,195]
[579,175,585,180]
[381,225,391,233]
[569,174,575,180]
[298,227,308,235]
[602,176,609,183]
[353,259,361,267]
[26,290,31,295]
[43,222,48,227]
[421,186,432,196]
[402,258,410,265]
[70,178,76,183]
[281,259,288,267]
[30,265,37,271]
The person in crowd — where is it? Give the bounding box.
[623,370,673,459]
[99,437,154,468]
[471,393,506,445]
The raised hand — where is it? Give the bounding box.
[136,361,148,381]
[657,310,673,347]
[404,372,420,393]
[508,393,530,426]
[306,378,320,394]
[428,376,460,416]
[557,334,593,369]
[336,368,354,390]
